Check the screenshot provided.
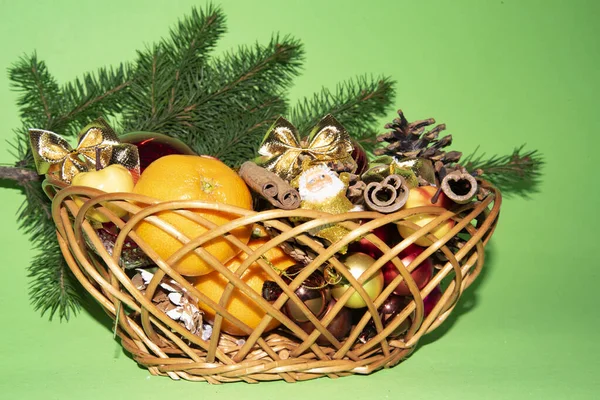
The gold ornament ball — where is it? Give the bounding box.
[331,252,384,309]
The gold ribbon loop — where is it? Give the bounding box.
[29,129,88,181]
[29,118,140,183]
[257,114,356,181]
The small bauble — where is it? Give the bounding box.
[297,299,353,345]
[262,265,331,324]
[359,294,412,343]
[379,295,412,337]
[330,252,384,309]
[120,132,197,171]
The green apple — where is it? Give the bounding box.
[71,164,134,222]
[331,252,384,309]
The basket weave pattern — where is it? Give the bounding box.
[45,178,501,383]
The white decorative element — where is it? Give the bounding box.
[166,307,182,320]
[135,269,204,336]
[139,269,154,285]
[351,204,364,212]
[297,164,345,203]
[168,292,183,304]
[202,325,213,341]
[394,158,417,168]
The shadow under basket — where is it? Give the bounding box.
[44,178,501,384]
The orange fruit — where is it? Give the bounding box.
[193,237,296,336]
[132,155,253,276]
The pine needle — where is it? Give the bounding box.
[462,145,544,197]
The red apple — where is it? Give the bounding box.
[382,244,433,296]
[349,223,400,259]
[423,285,443,317]
[351,139,369,175]
[397,185,456,246]
[120,132,197,172]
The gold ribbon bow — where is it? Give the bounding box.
[29,118,140,183]
[257,114,357,181]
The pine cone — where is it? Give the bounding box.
[374,109,462,165]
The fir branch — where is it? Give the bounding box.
[0,165,38,184]
[6,55,130,322]
[185,35,304,158]
[123,45,175,132]
[9,53,61,129]
[9,127,53,233]
[165,5,226,84]
[121,5,226,134]
[28,239,84,321]
[124,34,304,166]
[207,102,284,167]
[54,63,132,135]
[205,35,304,101]
[462,145,544,197]
[290,75,395,152]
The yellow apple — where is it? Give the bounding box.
[71,164,134,222]
[397,185,455,246]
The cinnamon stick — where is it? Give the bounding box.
[363,174,409,213]
[441,169,478,204]
[239,161,300,210]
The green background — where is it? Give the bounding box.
[0,0,598,398]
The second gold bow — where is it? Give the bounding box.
[256,114,357,181]
[29,118,140,183]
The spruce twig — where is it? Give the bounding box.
[188,36,304,163]
[54,64,132,134]
[462,145,544,197]
[290,75,395,152]
[9,53,61,130]
[122,5,226,135]
[4,44,131,322]
[28,240,85,321]
[1,5,305,320]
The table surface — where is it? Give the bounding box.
[0,0,598,399]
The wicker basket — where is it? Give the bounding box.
[44,177,501,383]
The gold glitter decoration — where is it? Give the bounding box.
[29,118,140,183]
[257,114,357,181]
